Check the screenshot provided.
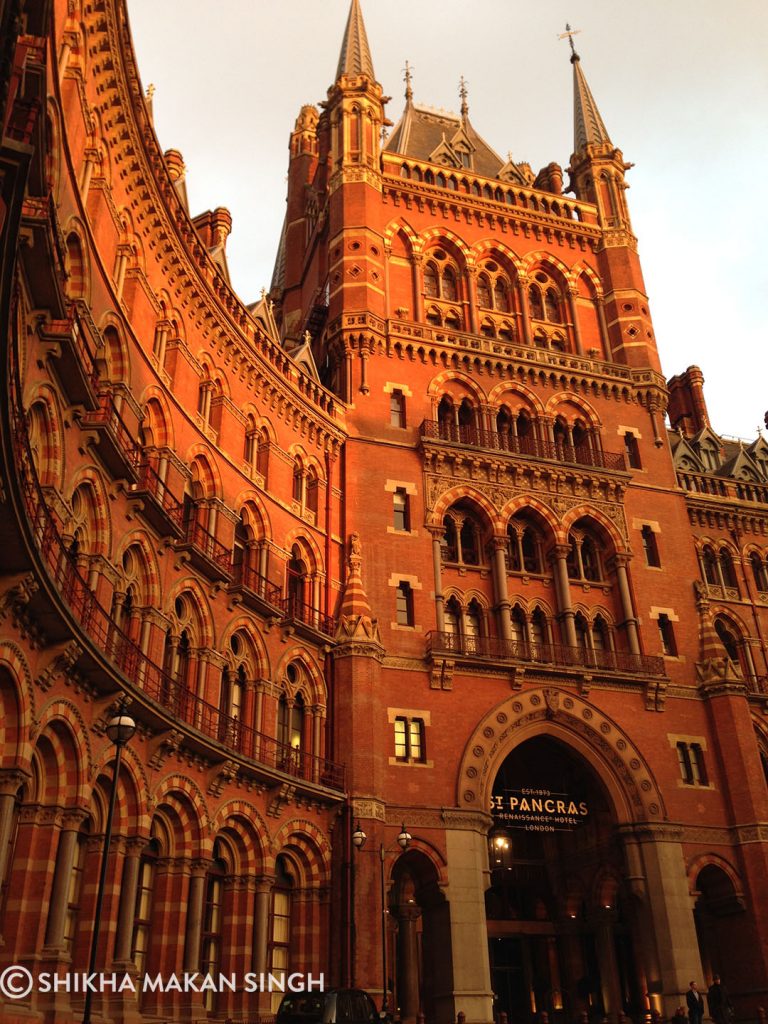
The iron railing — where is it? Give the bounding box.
[420,420,626,471]
[5,341,345,791]
[230,562,282,608]
[427,631,665,676]
[281,595,336,638]
[81,389,140,471]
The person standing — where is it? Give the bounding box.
[708,974,733,1024]
[687,981,705,1024]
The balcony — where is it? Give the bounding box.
[228,562,282,616]
[427,631,665,677]
[130,460,184,538]
[281,595,336,643]
[420,420,627,472]
[80,391,140,480]
[175,519,232,582]
[38,309,100,410]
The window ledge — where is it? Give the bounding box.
[389,757,434,768]
[390,622,423,633]
[388,526,419,537]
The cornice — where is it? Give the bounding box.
[89,1,346,453]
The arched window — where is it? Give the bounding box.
[286,546,308,614]
[442,516,459,563]
[545,287,562,322]
[574,614,589,651]
[201,840,227,1012]
[457,398,476,439]
[459,516,481,565]
[244,415,258,470]
[444,308,462,330]
[292,458,304,503]
[701,546,719,586]
[62,820,90,955]
[715,618,740,664]
[465,599,484,647]
[132,835,160,980]
[444,597,462,638]
[750,551,768,592]
[567,529,604,582]
[509,606,527,649]
[493,277,510,312]
[424,262,439,298]
[477,274,492,308]
[437,395,455,440]
[278,688,304,753]
[270,857,294,1011]
[306,467,319,515]
[530,608,548,658]
[719,549,738,590]
[528,284,544,320]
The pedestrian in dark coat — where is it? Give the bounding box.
[708,975,733,1024]
[687,982,705,1024]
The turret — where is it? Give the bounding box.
[563,30,661,371]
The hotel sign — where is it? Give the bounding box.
[491,788,589,832]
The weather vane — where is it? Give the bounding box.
[459,75,469,118]
[403,60,413,102]
[557,23,581,60]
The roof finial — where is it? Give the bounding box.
[403,60,413,103]
[558,22,581,63]
[459,75,469,120]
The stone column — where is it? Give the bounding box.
[43,815,83,950]
[596,297,611,357]
[183,861,208,972]
[114,244,131,300]
[613,555,640,655]
[411,255,424,323]
[491,536,512,643]
[465,267,478,335]
[636,824,705,1018]
[594,909,623,1015]
[567,286,583,355]
[517,273,533,346]
[551,545,577,647]
[442,818,495,1024]
[113,837,146,963]
[397,904,422,1023]
[0,770,26,895]
[430,530,446,633]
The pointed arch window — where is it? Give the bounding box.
[201,840,227,1011]
[424,262,439,298]
[750,551,768,592]
[62,820,90,955]
[270,856,294,1012]
[132,835,160,980]
[477,274,492,308]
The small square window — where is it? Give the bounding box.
[394,716,426,763]
[395,581,414,626]
[641,525,661,568]
[393,489,410,532]
[658,614,677,656]
[390,390,406,428]
[624,432,641,470]
[677,741,707,786]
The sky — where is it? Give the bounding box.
[126,1,768,440]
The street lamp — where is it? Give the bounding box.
[351,822,411,1015]
[82,711,137,1024]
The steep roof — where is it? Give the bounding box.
[385,102,508,179]
[335,0,375,80]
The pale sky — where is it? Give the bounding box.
[126,1,768,441]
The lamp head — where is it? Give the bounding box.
[105,712,137,746]
[396,824,411,850]
[352,822,367,850]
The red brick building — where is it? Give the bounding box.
[1,1,767,1023]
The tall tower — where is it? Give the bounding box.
[270,5,768,1023]
[566,39,660,370]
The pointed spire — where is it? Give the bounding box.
[336,0,375,81]
[569,39,612,153]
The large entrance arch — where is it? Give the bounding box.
[444,689,705,1023]
[487,736,643,1023]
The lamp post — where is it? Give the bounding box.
[352,822,411,1015]
[82,712,137,1024]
